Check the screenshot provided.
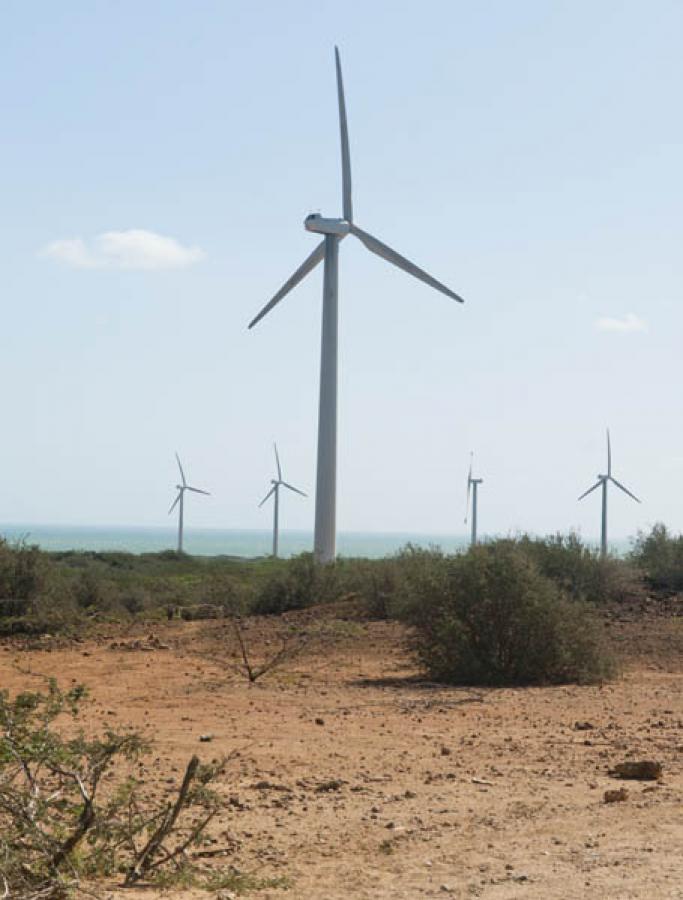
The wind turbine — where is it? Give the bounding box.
[248,47,465,564]
[464,453,483,546]
[168,453,210,554]
[578,429,640,557]
[259,443,307,558]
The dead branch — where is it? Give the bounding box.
[123,755,203,886]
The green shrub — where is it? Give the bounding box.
[336,546,449,620]
[0,538,47,599]
[401,542,615,686]
[515,532,633,603]
[630,523,683,590]
[251,553,340,615]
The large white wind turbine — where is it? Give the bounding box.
[248,47,465,563]
[259,443,307,558]
[168,453,210,554]
[464,453,483,546]
[578,429,640,557]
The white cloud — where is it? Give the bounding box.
[594,313,647,334]
[42,229,205,270]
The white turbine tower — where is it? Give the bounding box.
[259,443,307,558]
[248,47,465,563]
[464,453,483,546]
[578,429,640,557]
[168,453,210,554]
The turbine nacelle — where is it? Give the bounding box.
[305,214,350,236]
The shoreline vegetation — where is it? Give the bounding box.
[0,524,679,657]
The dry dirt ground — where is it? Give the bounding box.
[1,603,682,900]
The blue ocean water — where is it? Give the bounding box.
[0,524,629,559]
[0,523,469,559]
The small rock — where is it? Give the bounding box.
[440,745,452,756]
[604,787,629,804]
[199,734,214,743]
[314,778,344,793]
[609,761,662,781]
[315,717,325,726]
[574,721,595,731]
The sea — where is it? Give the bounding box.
[0,524,628,559]
[0,524,469,559]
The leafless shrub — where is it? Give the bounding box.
[230,618,313,682]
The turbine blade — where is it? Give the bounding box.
[335,46,353,222]
[258,485,277,508]
[350,224,464,303]
[168,493,181,515]
[186,486,210,496]
[607,428,612,477]
[610,477,641,504]
[577,480,602,501]
[281,481,307,498]
[175,452,187,486]
[274,442,282,481]
[248,241,326,329]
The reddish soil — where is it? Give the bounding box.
[2,605,682,899]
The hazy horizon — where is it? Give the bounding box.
[1,1,681,541]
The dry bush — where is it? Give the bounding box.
[0,681,223,898]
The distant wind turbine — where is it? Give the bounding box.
[578,430,640,557]
[259,443,307,558]
[168,453,210,554]
[464,453,483,546]
[248,47,465,564]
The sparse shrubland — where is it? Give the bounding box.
[0,530,666,676]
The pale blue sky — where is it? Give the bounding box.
[0,0,681,540]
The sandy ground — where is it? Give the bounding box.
[1,604,682,900]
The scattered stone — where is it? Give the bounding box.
[574,721,595,731]
[604,788,629,804]
[315,778,345,793]
[609,761,663,781]
[440,745,452,756]
[315,717,325,726]
[199,734,214,743]
[252,781,292,793]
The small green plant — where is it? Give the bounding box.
[401,542,616,686]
